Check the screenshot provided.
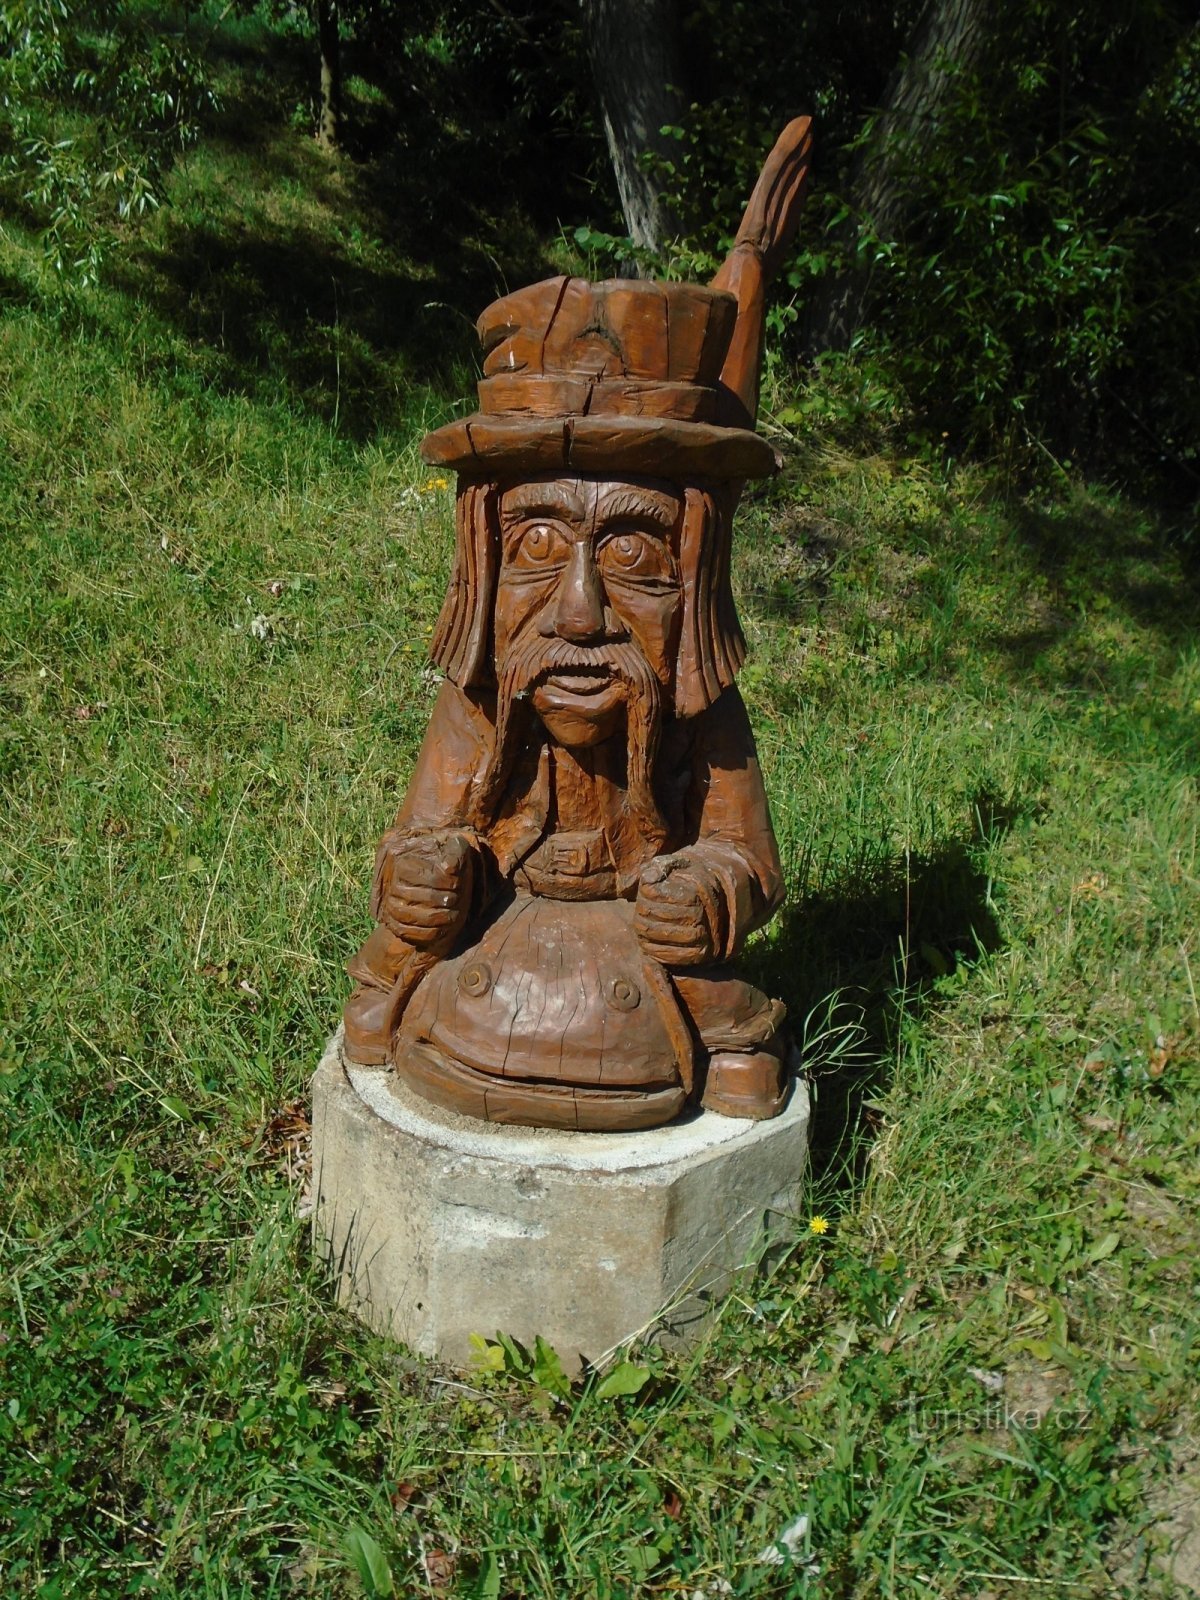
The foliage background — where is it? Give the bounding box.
[4,0,1199,488]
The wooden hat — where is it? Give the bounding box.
[420,274,778,481]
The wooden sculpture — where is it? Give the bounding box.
[344,120,813,1131]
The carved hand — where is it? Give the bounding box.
[634,851,728,968]
[371,829,477,951]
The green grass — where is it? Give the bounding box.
[2,36,1200,1599]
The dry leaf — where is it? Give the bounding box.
[260,1099,311,1158]
[425,1548,457,1589]
[1073,871,1108,896]
[257,1099,312,1187]
[967,1366,1005,1393]
[390,1481,419,1512]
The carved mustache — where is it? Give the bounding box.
[530,641,621,675]
[501,634,648,697]
[470,632,665,837]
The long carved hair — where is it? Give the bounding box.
[429,480,746,719]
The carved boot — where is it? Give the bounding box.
[701,1044,788,1120]
[342,983,395,1066]
[342,924,415,1066]
[672,966,789,1119]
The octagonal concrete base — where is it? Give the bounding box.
[311,1028,810,1371]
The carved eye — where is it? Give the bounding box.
[598,531,672,583]
[524,525,552,559]
[610,534,643,568]
[509,522,567,571]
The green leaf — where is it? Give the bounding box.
[478,1552,501,1599]
[595,1361,650,1401]
[344,1528,393,1597]
[919,941,949,976]
[111,1149,137,1197]
[495,1329,529,1375]
[1086,1231,1121,1265]
[532,1334,570,1398]
[625,1543,660,1578]
[712,1408,737,1446]
[160,1095,189,1121]
[468,1333,505,1373]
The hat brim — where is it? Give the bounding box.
[420,413,778,481]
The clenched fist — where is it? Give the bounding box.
[634,851,728,967]
[371,828,478,951]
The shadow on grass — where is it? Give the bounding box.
[998,495,1200,664]
[746,817,1006,1202]
[92,18,594,436]
[0,8,595,434]
[117,216,469,436]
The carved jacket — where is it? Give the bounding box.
[349,674,784,990]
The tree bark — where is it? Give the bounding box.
[809,0,991,349]
[316,0,342,152]
[580,0,686,267]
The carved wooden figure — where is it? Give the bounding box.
[344,120,813,1131]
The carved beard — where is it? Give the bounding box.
[470,632,665,849]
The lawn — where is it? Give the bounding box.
[1,32,1198,1599]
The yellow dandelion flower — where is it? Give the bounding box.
[809,1216,829,1236]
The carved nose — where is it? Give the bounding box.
[552,542,606,642]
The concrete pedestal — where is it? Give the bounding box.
[311,1029,810,1371]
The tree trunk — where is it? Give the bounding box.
[316,0,342,152]
[809,0,991,349]
[580,0,686,268]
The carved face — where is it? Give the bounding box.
[493,476,684,747]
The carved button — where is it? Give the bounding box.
[606,976,640,1012]
[460,962,492,997]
